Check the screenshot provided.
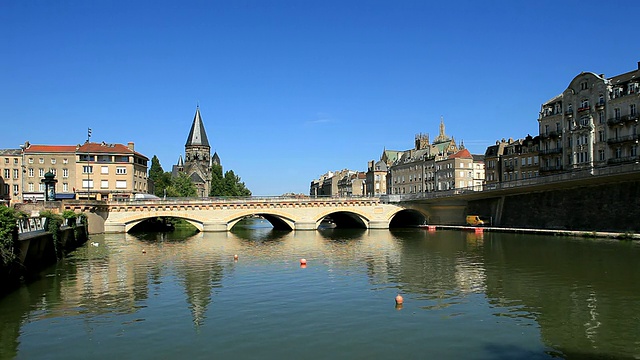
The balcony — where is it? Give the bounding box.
[607,155,640,165]
[564,110,574,118]
[540,165,563,172]
[540,147,563,155]
[577,106,590,113]
[607,135,639,145]
[595,101,605,110]
[608,114,639,127]
[548,130,562,139]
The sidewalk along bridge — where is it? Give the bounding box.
[85,197,426,233]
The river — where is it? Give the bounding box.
[1,219,639,359]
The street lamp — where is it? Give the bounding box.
[19,143,26,203]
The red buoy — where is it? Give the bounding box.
[300,258,307,265]
[234,254,239,261]
[395,294,404,305]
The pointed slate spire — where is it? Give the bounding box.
[177,154,184,167]
[185,106,210,147]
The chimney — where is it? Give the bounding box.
[637,61,640,70]
[127,142,134,150]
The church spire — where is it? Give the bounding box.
[185,106,210,148]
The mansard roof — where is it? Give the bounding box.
[186,107,210,148]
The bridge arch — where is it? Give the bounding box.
[226,210,296,231]
[388,208,429,228]
[124,215,204,233]
[314,209,371,229]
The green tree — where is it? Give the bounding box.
[209,164,225,196]
[223,170,252,197]
[166,172,197,197]
[0,206,18,267]
[148,155,173,197]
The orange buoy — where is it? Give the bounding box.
[300,258,307,265]
[234,254,239,261]
[142,249,146,254]
[395,294,404,305]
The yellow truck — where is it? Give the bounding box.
[466,215,485,226]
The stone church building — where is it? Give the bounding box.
[172,107,220,197]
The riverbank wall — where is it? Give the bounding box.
[466,179,640,233]
[1,220,89,297]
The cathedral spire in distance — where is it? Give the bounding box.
[185,106,210,148]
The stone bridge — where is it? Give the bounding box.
[81,197,424,233]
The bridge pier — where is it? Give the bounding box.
[368,220,390,229]
[294,221,317,231]
[203,221,229,232]
[104,223,126,234]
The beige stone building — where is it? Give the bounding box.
[387,119,484,195]
[538,61,640,174]
[22,143,78,201]
[0,149,22,204]
[365,159,388,196]
[337,171,366,197]
[75,141,149,200]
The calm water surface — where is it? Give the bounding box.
[1,219,639,359]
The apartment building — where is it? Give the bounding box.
[23,143,78,201]
[538,61,640,174]
[76,142,149,200]
[365,160,388,196]
[0,149,22,203]
[337,171,366,197]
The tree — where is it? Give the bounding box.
[148,155,173,197]
[209,165,251,197]
[0,206,18,267]
[166,172,197,197]
[223,170,252,197]
[209,164,225,196]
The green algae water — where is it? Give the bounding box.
[1,219,639,359]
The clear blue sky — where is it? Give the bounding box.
[2,1,638,195]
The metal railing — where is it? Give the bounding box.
[380,162,640,203]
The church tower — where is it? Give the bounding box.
[173,106,219,197]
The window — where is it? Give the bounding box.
[51,158,56,164]
[39,168,44,177]
[63,158,68,164]
[39,158,44,164]
[28,183,34,192]
[615,108,621,120]
[580,81,588,90]
[3,169,9,178]
[116,167,126,175]
[599,130,605,142]
[49,168,56,176]
[83,165,93,174]
[101,180,109,188]
[598,150,605,161]
[116,180,126,189]
[39,183,45,192]
[101,166,109,174]
[63,183,68,192]
[82,179,94,189]
[13,169,19,179]
[13,158,18,164]
[28,158,33,164]
[13,184,19,194]
[599,111,605,124]
[631,104,637,116]
[28,168,34,177]
[63,168,68,178]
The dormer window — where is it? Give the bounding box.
[580,81,588,90]
[629,83,638,95]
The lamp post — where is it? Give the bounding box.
[19,143,26,203]
[86,128,92,200]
